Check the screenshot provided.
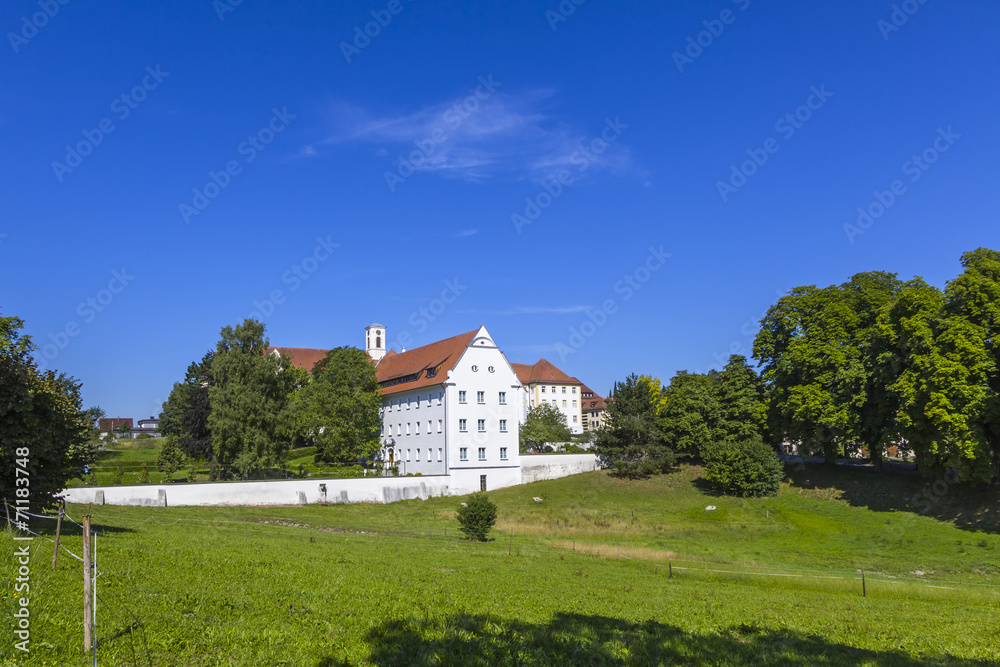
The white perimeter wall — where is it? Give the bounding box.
[520,453,600,483]
[60,454,600,507]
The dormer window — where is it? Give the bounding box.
[427,367,436,378]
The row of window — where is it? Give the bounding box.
[533,398,577,408]
[386,418,510,436]
[385,392,445,411]
[458,419,507,432]
[398,446,510,462]
[459,446,508,461]
[458,390,506,405]
[540,386,577,394]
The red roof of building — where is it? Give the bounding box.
[375,329,479,395]
[266,346,331,373]
[512,358,581,386]
[579,383,607,410]
[99,417,133,431]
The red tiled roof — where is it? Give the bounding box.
[266,346,330,373]
[512,358,581,386]
[375,329,479,395]
[99,417,133,431]
[579,383,607,410]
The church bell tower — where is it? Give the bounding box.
[365,322,386,362]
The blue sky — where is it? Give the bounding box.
[2,0,997,419]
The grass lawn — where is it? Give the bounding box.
[4,464,998,665]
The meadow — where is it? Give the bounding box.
[4,464,999,666]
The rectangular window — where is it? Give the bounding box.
[541,386,546,393]
[499,419,507,432]
[438,447,442,461]
[398,423,402,436]
[477,391,485,404]
[459,390,467,404]
[478,447,486,461]
[477,419,486,432]
[480,474,487,491]
[416,448,420,460]
[460,447,468,461]
[573,415,578,423]
[406,422,411,435]
[562,400,567,407]
[572,387,577,394]
[428,421,432,435]
[459,419,467,432]
[499,391,506,404]
[415,422,420,435]
[406,397,410,409]
[437,419,442,433]
[438,391,443,405]
[500,447,508,460]
[572,400,577,407]
[406,449,411,461]
[562,387,566,394]
[551,386,556,393]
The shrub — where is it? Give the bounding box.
[456,492,498,542]
[113,466,125,485]
[157,438,186,480]
[138,466,150,484]
[702,436,784,497]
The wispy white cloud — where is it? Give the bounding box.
[458,305,591,316]
[454,229,478,238]
[305,88,636,184]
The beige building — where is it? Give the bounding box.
[512,358,584,435]
[579,384,607,432]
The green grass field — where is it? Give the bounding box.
[4,464,999,666]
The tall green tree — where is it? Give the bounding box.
[519,402,573,452]
[208,319,300,476]
[754,284,865,464]
[1,311,92,510]
[596,373,675,478]
[715,355,769,444]
[659,370,720,458]
[290,346,382,463]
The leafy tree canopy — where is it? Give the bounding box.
[519,402,572,452]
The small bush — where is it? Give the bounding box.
[157,438,186,480]
[702,436,784,497]
[113,466,125,485]
[456,492,498,542]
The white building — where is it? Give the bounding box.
[375,325,521,492]
[272,324,523,493]
[511,359,584,435]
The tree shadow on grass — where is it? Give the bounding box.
[317,612,995,666]
[784,462,1000,535]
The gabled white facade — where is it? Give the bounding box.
[377,325,522,493]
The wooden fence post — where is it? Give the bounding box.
[83,515,92,651]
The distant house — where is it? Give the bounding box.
[511,359,584,434]
[130,417,161,439]
[578,384,607,431]
[99,417,133,439]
